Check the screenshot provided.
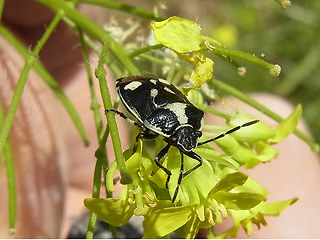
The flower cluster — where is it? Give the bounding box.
[85,16,299,238]
[85,99,300,238]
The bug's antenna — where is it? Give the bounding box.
[198,119,259,146]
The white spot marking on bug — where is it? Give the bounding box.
[144,120,170,137]
[150,79,157,85]
[150,88,158,98]
[124,81,142,91]
[150,88,159,107]
[165,103,188,125]
[164,86,175,95]
[159,78,171,85]
[200,116,204,129]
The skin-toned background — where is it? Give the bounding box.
[1,0,320,238]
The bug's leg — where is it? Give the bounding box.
[132,132,158,153]
[105,109,145,130]
[198,119,259,146]
[182,151,203,178]
[172,152,184,203]
[154,143,172,188]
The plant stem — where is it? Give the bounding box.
[0,13,63,161]
[85,156,102,239]
[76,0,165,21]
[203,37,280,76]
[0,103,17,234]
[78,28,119,239]
[78,28,104,140]
[96,44,133,184]
[36,0,140,75]
[0,0,5,23]
[211,78,319,152]
[195,104,230,121]
[0,25,89,146]
[128,44,163,58]
[4,143,17,234]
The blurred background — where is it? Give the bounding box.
[92,0,320,145]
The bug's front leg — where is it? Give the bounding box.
[171,151,202,203]
[133,131,158,153]
[154,143,172,188]
[172,152,184,203]
[182,151,203,178]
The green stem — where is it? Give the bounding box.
[85,156,102,239]
[36,0,140,75]
[4,143,17,234]
[0,25,89,146]
[128,44,163,58]
[203,37,281,76]
[96,44,132,184]
[0,0,5,23]
[78,28,104,140]
[0,13,63,160]
[195,104,230,121]
[211,78,319,152]
[63,18,123,78]
[78,29,118,239]
[0,103,17,234]
[76,0,165,21]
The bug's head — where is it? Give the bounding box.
[171,126,202,152]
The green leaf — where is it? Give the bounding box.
[179,158,216,204]
[233,176,269,196]
[211,172,248,193]
[125,151,142,173]
[225,197,298,237]
[252,197,298,216]
[269,104,302,143]
[151,16,203,53]
[229,111,275,142]
[213,192,267,210]
[246,141,279,168]
[215,137,256,166]
[174,212,201,239]
[195,146,240,169]
[84,189,135,227]
[143,205,194,238]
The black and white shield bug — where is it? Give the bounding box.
[106,75,259,202]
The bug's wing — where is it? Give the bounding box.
[117,79,156,123]
[152,79,191,106]
[144,108,180,137]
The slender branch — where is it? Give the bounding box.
[35,0,140,75]
[0,0,5,23]
[203,37,281,76]
[211,78,319,152]
[128,44,163,58]
[0,13,63,160]
[76,0,165,21]
[78,28,119,238]
[0,102,17,234]
[0,25,89,146]
[96,44,133,184]
[78,28,104,140]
